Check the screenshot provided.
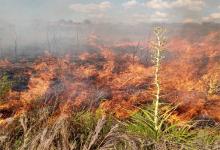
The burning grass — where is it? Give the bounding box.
[0,28,219,149]
[0,104,219,150]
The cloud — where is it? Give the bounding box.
[173,0,205,11]
[69,1,112,13]
[122,0,139,9]
[203,12,220,22]
[145,0,170,9]
[132,11,168,22]
[145,0,205,11]
[151,11,168,21]
[99,1,112,9]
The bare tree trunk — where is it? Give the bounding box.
[70,24,79,58]
[132,41,140,65]
[46,29,51,53]
[75,23,81,52]
[0,39,2,59]
[52,32,56,53]
[13,28,18,61]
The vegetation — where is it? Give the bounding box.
[122,27,195,149]
[0,106,219,150]
[0,73,12,102]
[0,28,219,150]
[0,106,117,150]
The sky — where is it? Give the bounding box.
[0,0,220,56]
[1,0,220,25]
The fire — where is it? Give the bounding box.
[0,32,219,125]
[0,59,12,67]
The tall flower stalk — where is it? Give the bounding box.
[151,27,166,132]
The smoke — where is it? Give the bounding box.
[0,18,220,59]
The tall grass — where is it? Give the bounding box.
[0,107,117,150]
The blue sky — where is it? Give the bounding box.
[1,0,220,24]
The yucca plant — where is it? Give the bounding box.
[124,105,196,148]
[151,27,166,135]
[123,27,196,149]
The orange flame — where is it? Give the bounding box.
[0,32,219,126]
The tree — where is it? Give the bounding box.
[12,26,18,60]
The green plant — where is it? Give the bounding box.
[122,27,196,149]
[0,73,12,101]
[124,104,195,149]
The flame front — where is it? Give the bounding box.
[0,32,219,126]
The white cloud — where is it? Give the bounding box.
[145,0,205,11]
[132,11,168,22]
[203,13,220,22]
[69,1,112,13]
[99,1,112,9]
[145,0,170,9]
[152,11,168,18]
[211,13,220,19]
[173,0,205,11]
[122,0,139,9]
[151,11,168,21]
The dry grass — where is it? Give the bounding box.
[0,100,219,150]
[0,106,117,150]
